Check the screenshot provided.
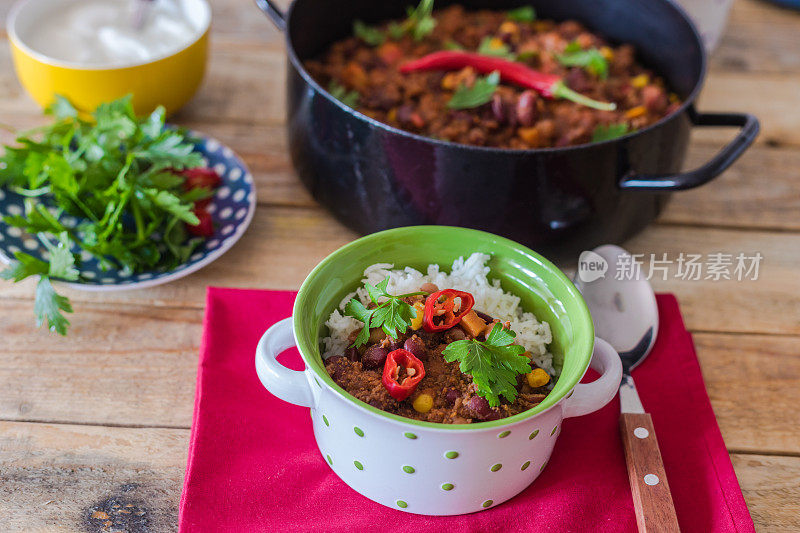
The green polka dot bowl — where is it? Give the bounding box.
[255,226,622,515]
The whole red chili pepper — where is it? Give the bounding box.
[399,51,616,111]
[423,289,475,332]
[382,349,426,401]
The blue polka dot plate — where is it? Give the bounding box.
[0,130,256,291]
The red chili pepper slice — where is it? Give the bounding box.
[382,349,425,401]
[423,289,475,332]
[400,51,616,111]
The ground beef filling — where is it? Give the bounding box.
[324,323,551,424]
[305,5,680,149]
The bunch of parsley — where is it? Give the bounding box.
[443,323,532,407]
[0,95,208,335]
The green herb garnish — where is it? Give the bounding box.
[443,323,531,407]
[0,95,207,335]
[443,39,465,51]
[328,81,360,108]
[477,37,516,60]
[344,278,425,347]
[447,71,500,110]
[592,123,632,142]
[405,0,437,41]
[353,20,386,46]
[506,5,536,22]
[557,42,608,79]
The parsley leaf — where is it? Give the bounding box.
[34,277,72,336]
[506,6,536,22]
[557,43,609,79]
[343,277,425,346]
[353,20,386,46]
[443,323,531,407]
[328,81,360,108]
[405,0,436,41]
[447,71,501,110]
[477,37,516,60]
[592,123,632,142]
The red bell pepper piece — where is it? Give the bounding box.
[382,349,426,401]
[399,51,616,111]
[181,167,222,209]
[423,289,475,332]
[187,206,214,237]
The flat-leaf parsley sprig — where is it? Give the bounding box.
[344,278,425,347]
[0,95,211,335]
[443,322,532,407]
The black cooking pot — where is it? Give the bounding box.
[256,0,758,259]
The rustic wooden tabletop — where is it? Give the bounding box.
[1,0,798,530]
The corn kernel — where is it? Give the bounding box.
[499,21,519,36]
[489,37,505,50]
[411,302,425,330]
[631,74,649,89]
[387,108,398,123]
[413,393,434,413]
[625,105,647,119]
[527,368,550,388]
[599,46,614,61]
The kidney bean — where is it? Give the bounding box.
[564,68,592,93]
[345,346,360,362]
[465,395,493,419]
[474,310,493,323]
[444,388,461,406]
[642,85,668,113]
[361,345,389,369]
[404,336,428,361]
[516,90,538,127]
[445,328,466,343]
[491,94,506,124]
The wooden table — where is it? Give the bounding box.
[1,0,798,530]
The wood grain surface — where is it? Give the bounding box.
[1,0,799,530]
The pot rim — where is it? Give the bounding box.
[291,225,596,432]
[281,0,707,154]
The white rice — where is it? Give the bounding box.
[320,253,556,375]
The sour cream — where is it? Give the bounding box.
[22,0,203,67]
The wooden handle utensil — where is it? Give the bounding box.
[620,412,680,532]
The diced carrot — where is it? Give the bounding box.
[459,310,486,338]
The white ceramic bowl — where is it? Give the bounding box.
[255,227,623,515]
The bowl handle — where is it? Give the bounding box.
[255,317,314,408]
[562,337,622,418]
[618,110,759,191]
[254,0,287,32]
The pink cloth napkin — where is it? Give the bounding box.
[179,289,754,532]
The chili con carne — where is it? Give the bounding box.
[382,349,426,401]
[423,289,475,332]
[400,51,616,111]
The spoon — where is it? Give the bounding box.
[573,244,680,532]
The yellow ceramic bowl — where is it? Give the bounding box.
[7,0,211,116]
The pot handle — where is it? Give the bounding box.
[563,337,622,418]
[255,317,314,408]
[254,0,287,32]
[618,110,759,191]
